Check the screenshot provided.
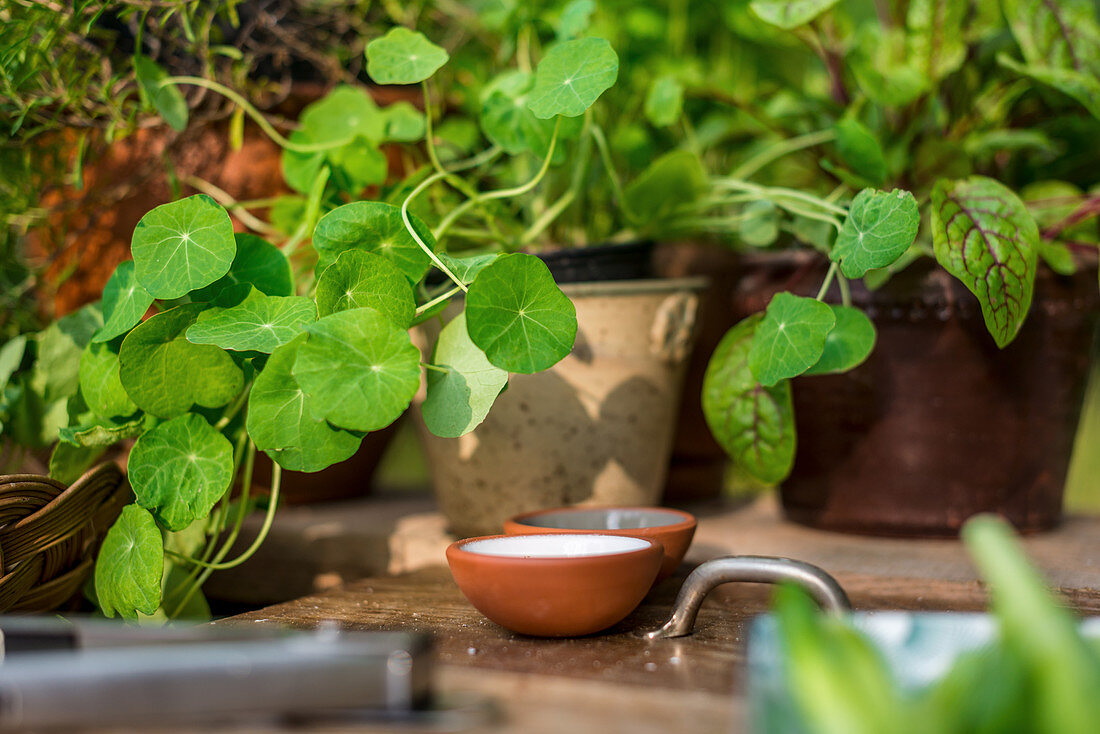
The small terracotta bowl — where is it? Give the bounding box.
[446,533,663,637]
[503,507,697,582]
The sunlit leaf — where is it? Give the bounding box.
[748,293,836,386]
[293,308,421,432]
[422,312,509,438]
[119,304,244,417]
[465,253,577,374]
[831,189,920,278]
[95,505,163,619]
[129,413,233,531]
[247,335,362,472]
[131,195,236,299]
[314,250,415,326]
[186,293,315,353]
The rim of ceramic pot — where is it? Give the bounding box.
[505,506,697,534]
[559,277,709,298]
[447,533,663,564]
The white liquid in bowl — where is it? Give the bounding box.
[461,534,651,558]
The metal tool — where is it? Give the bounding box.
[0,617,467,730]
[640,556,851,640]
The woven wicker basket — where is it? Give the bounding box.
[0,464,129,612]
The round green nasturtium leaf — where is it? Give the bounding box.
[79,341,138,420]
[382,101,426,142]
[702,314,795,484]
[300,85,386,147]
[804,306,877,376]
[293,308,421,433]
[527,37,619,119]
[423,312,509,438]
[246,335,363,472]
[644,75,684,128]
[748,292,836,387]
[131,195,236,299]
[94,261,154,343]
[129,413,233,532]
[930,176,1039,349]
[830,188,920,279]
[315,250,415,326]
[186,294,316,353]
[193,234,293,301]
[119,304,244,418]
[366,27,449,85]
[465,253,577,374]
[95,505,164,619]
[740,200,780,247]
[312,201,434,282]
[750,0,841,29]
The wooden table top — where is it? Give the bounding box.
[212,495,1099,733]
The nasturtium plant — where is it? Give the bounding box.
[72,24,637,620]
[831,189,920,278]
[804,306,876,376]
[192,233,294,300]
[246,335,363,473]
[78,341,137,420]
[703,186,920,483]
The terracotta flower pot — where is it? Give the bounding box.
[732,253,1098,536]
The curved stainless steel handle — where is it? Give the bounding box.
[639,556,851,640]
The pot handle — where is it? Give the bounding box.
[650,292,699,363]
[638,556,851,640]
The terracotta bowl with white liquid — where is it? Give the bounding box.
[446,533,663,637]
[503,506,696,582]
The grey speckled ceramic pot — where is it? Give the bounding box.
[413,278,707,538]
